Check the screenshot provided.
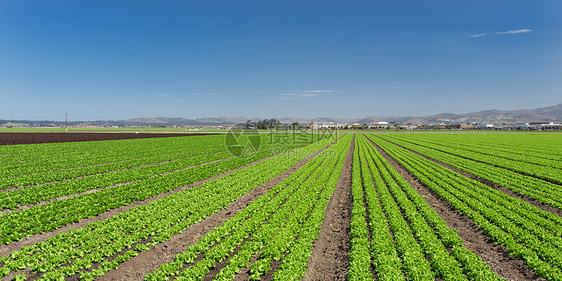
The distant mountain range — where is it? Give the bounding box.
[2,104,562,127]
[121,103,562,126]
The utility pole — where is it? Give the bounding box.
[141,118,143,132]
[65,113,68,132]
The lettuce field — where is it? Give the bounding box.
[0,132,561,280]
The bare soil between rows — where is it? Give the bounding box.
[0,145,302,258]
[368,135,544,281]
[2,140,337,281]
[303,135,353,280]
[0,150,249,216]
[385,137,562,219]
[0,132,217,145]
[97,139,340,281]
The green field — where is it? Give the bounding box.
[0,132,561,280]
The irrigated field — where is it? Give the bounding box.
[0,132,561,280]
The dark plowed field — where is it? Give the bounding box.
[0,133,218,145]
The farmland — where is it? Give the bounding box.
[0,132,561,280]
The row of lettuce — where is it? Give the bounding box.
[348,135,500,281]
[1,136,230,178]
[378,134,562,212]
[0,135,340,280]
[370,134,562,280]
[1,133,325,184]
[380,134,562,184]
[2,132,560,280]
[145,134,352,281]
[0,134,328,244]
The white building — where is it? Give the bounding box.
[476,123,495,129]
[310,121,341,129]
[369,121,397,128]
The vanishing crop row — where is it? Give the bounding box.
[384,134,562,184]
[398,134,562,169]
[0,149,235,209]
[426,134,562,160]
[378,135,562,210]
[0,136,333,245]
[360,135,500,280]
[349,135,498,280]
[1,132,297,179]
[0,136,337,280]
[0,144,279,210]
[1,141,233,188]
[0,136,226,176]
[370,135,562,280]
[145,135,351,281]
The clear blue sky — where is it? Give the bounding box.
[1,0,561,121]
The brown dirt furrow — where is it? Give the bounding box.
[0,140,323,257]
[410,140,562,186]
[303,135,353,281]
[369,136,543,281]
[4,148,227,185]
[1,141,337,281]
[98,139,338,281]
[233,157,332,281]
[0,153,243,215]
[0,132,219,145]
[216,160,326,281]
[385,138,562,218]
[3,148,237,193]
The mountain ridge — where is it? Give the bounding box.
[2,104,561,126]
[120,103,562,125]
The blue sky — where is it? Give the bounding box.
[1,0,561,121]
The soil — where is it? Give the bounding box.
[303,135,353,281]
[368,136,544,281]
[0,132,217,145]
[385,138,562,218]
[0,152,246,216]
[97,139,338,281]
[2,139,339,281]
[0,142,307,257]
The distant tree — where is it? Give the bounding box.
[244,120,256,129]
[256,118,280,129]
[291,121,299,129]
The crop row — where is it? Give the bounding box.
[378,134,562,211]
[399,134,562,168]
[1,133,316,178]
[0,136,334,245]
[384,134,562,184]
[145,134,352,281]
[0,136,338,280]
[0,149,243,210]
[422,134,562,160]
[1,141,233,188]
[370,135,562,280]
[0,138,297,210]
[349,135,499,281]
[0,135,227,177]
